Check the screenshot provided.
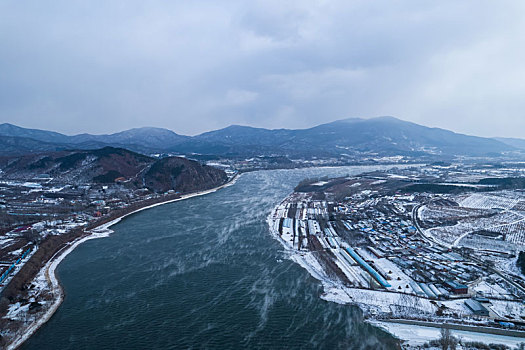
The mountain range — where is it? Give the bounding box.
[0,117,522,158]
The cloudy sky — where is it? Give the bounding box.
[1,1,524,137]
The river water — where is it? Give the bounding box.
[23,166,404,350]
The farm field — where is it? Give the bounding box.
[420,192,525,250]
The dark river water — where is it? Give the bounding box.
[23,166,403,350]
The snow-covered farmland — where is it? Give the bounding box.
[420,205,490,222]
[420,191,525,250]
[492,221,525,247]
[459,192,521,210]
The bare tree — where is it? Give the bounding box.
[22,229,41,244]
[439,327,457,350]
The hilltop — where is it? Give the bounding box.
[0,147,227,193]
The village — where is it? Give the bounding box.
[268,163,525,337]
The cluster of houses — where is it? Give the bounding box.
[272,190,523,325]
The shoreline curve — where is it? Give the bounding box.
[6,173,240,350]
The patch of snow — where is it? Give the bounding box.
[371,321,525,348]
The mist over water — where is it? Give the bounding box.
[23,166,403,350]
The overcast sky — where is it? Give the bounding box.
[1,1,524,137]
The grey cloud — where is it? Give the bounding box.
[1,0,524,137]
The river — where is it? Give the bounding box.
[23,166,405,350]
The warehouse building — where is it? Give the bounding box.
[465,299,489,316]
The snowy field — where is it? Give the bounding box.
[421,191,525,250]
[371,321,525,348]
[459,192,522,210]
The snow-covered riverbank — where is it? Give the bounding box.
[6,226,114,350]
[5,174,240,350]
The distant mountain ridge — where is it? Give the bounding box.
[172,116,516,157]
[494,137,525,151]
[0,124,188,154]
[0,117,519,158]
